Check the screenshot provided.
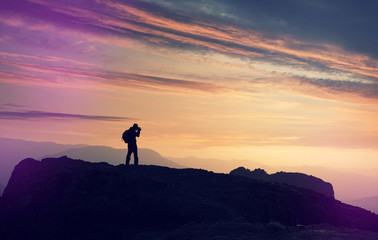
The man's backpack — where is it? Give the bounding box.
[122,130,130,143]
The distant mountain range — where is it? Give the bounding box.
[1,156,377,239]
[0,138,183,194]
[45,145,184,168]
[230,167,334,198]
[0,137,85,186]
[1,137,376,215]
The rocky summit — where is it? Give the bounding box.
[0,156,378,240]
[230,167,335,198]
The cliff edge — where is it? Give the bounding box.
[0,156,377,239]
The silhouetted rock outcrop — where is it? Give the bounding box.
[230,167,335,198]
[0,157,377,240]
[0,138,183,194]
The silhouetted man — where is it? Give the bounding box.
[125,123,141,165]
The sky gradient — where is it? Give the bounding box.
[1,0,378,200]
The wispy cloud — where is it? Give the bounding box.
[1,0,377,102]
[0,103,28,110]
[0,109,132,121]
[1,50,377,102]
[0,52,235,93]
[29,0,376,80]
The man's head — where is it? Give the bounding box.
[133,123,139,129]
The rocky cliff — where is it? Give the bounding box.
[230,167,335,198]
[0,157,377,239]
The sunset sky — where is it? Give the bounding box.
[1,0,378,199]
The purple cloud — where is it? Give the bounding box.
[1,0,377,101]
[0,110,132,121]
[0,53,232,93]
[1,103,28,109]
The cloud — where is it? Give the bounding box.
[0,52,235,93]
[1,50,377,102]
[289,77,378,103]
[2,0,377,80]
[0,103,28,109]
[147,0,378,58]
[1,0,377,101]
[92,0,378,81]
[0,110,132,121]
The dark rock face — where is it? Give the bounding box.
[0,157,377,240]
[230,167,335,198]
[161,222,378,240]
[0,137,183,195]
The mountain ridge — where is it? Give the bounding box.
[0,137,85,186]
[230,167,335,198]
[0,137,183,195]
[348,195,378,215]
[1,156,377,239]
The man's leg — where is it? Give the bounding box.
[126,147,132,165]
[133,146,139,165]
